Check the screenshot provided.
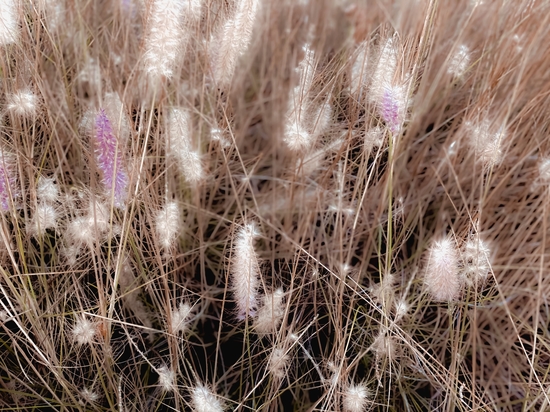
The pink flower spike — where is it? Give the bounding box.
[380,86,404,133]
[94,109,128,208]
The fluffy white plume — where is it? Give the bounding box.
[424,237,462,301]
[6,90,37,117]
[231,223,261,320]
[103,92,131,146]
[143,0,186,84]
[254,288,285,334]
[462,234,492,284]
[369,37,409,133]
[0,0,18,46]
[343,382,371,412]
[66,202,112,248]
[465,119,504,169]
[191,384,224,412]
[73,316,96,345]
[170,301,192,334]
[284,44,316,152]
[167,107,204,184]
[37,177,59,204]
[157,365,176,392]
[29,203,57,236]
[210,0,261,86]
[155,201,181,250]
[448,44,471,78]
[268,347,288,379]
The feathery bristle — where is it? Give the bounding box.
[231,223,261,320]
[424,237,462,301]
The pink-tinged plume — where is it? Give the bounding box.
[94,109,128,208]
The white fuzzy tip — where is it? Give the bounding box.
[448,45,470,78]
[209,0,260,86]
[284,121,312,152]
[78,59,102,96]
[40,0,65,32]
[191,384,224,412]
[6,90,37,117]
[103,92,130,146]
[268,347,288,379]
[255,288,285,335]
[73,316,96,345]
[424,237,462,301]
[0,0,18,46]
[394,299,409,322]
[80,388,99,404]
[167,107,204,184]
[372,329,395,359]
[157,365,176,392]
[210,127,231,148]
[231,223,261,320]
[66,202,111,248]
[37,177,59,204]
[466,120,503,168]
[370,38,397,103]
[0,311,8,322]
[29,203,57,236]
[462,235,491,284]
[283,44,317,152]
[370,37,410,133]
[143,0,186,83]
[343,382,371,412]
[80,387,100,404]
[155,201,181,250]
[170,301,192,334]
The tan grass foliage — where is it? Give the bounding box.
[0,0,548,410]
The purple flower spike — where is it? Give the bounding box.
[95,109,128,208]
[381,87,401,133]
[0,152,18,212]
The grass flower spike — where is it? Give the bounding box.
[370,37,410,133]
[0,0,18,46]
[343,382,371,412]
[143,0,186,85]
[462,234,492,284]
[268,347,288,379]
[170,301,192,334]
[284,44,316,152]
[155,201,181,250]
[350,40,369,99]
[157,365,176,392]
[191,384,224,412]
[231,223,261,320]
[6,90,37,117]
[255,288,285,334]
[448,44,471,78]
[210,0,261,86]
[424,237,462,301]
[72,316,97,346]
[167,107,204,185]
[94,108,128,208]
[466,119,504,168]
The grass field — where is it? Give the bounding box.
[0,0,549,410]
